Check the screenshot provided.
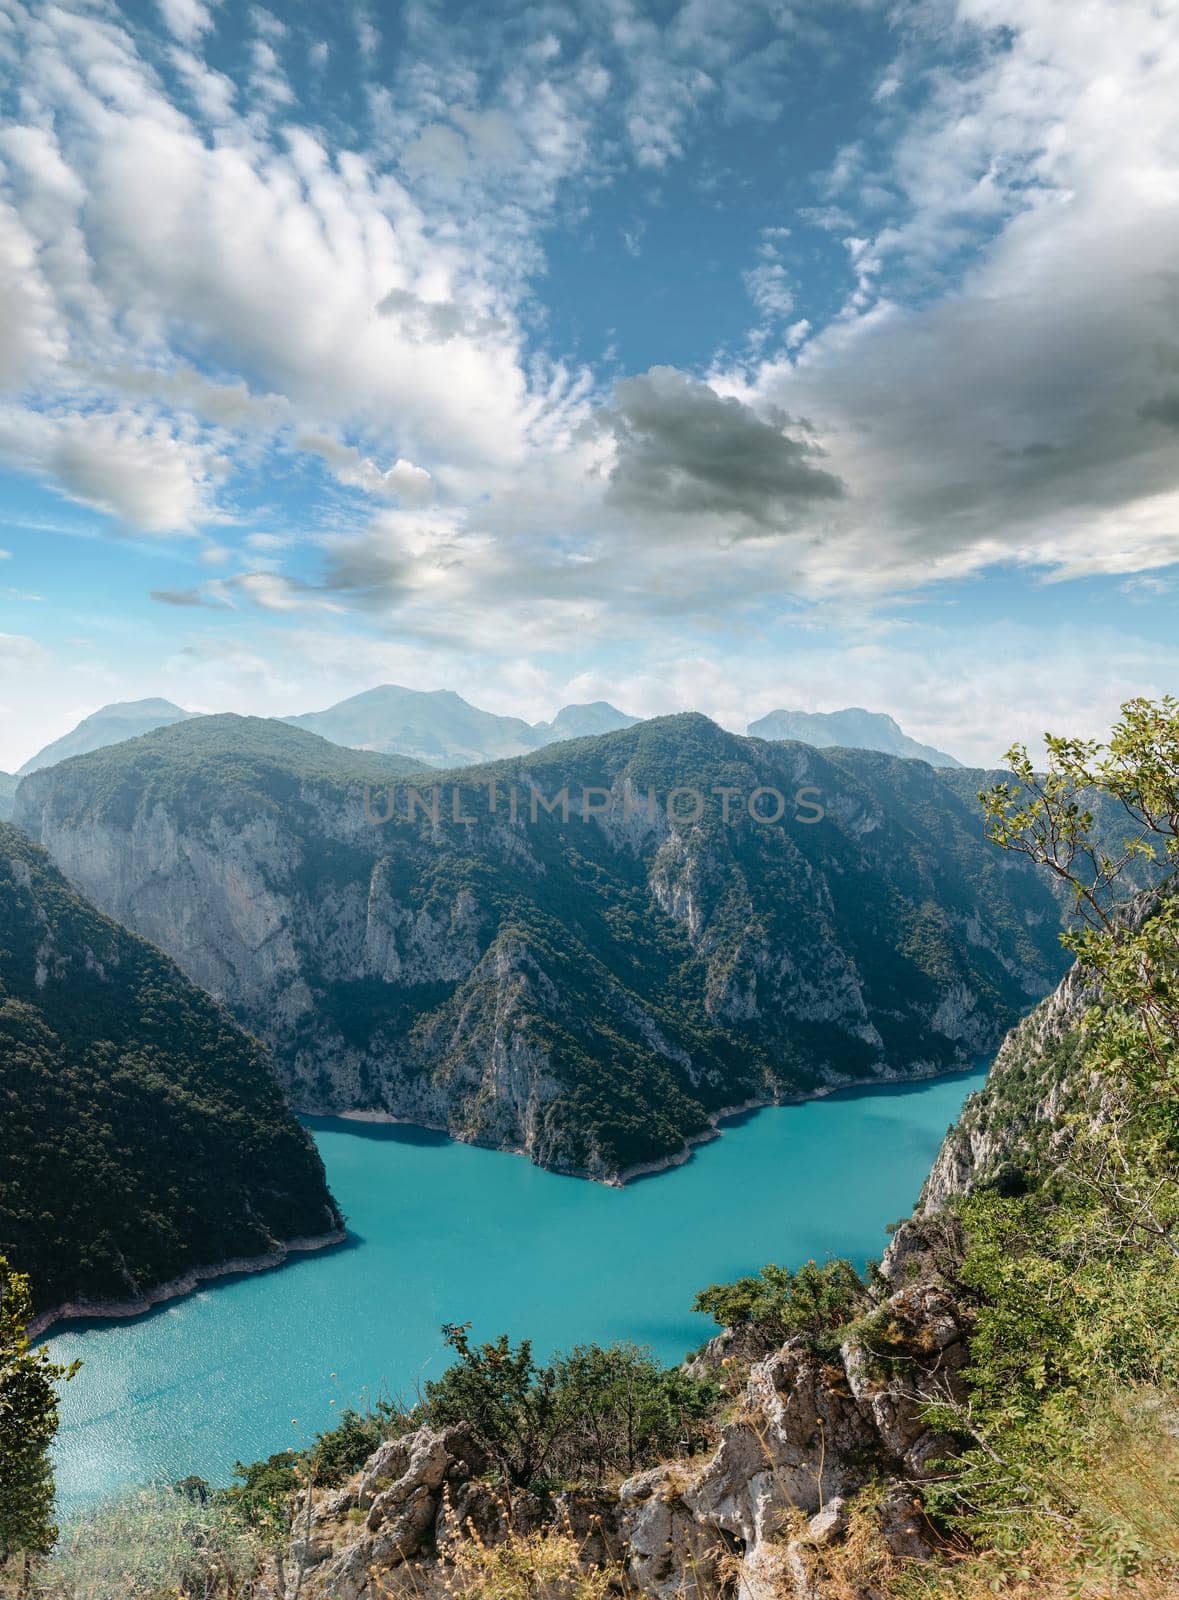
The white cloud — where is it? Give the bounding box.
[713,0,1179,595]
[156,0,216,48]
[743,260,794,321]
[0,406,224,532]
[0,0,1177,752]
[295,431,435,505]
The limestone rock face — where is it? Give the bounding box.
[919,885,1170,1211]
[686,1345,877,1540]
[292,1424,488,1600]
[15,712,1072,1181]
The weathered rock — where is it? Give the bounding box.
[805,1497,848,1545]
[302,1424,480,1599]
[687,1342,877,1541]
[619,1465,724,1600]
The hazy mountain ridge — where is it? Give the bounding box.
[748,706,962,767]
[0,819,342,1322]
[0,770,15,821]
[11,691,958,786]
[16,713,1073,1179]
[17,697,197,775]
[283,684,638,766]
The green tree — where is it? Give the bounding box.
[980,696,1179,1250]
[426,1324,567,1489]
[692,1257,866,1355]
[550,1343,717,1477]
[0,1255,78,1589]
[423,1326,718,1488]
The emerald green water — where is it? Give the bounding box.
[47,1068,985,1507]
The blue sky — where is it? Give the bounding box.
[1,0,1178,770]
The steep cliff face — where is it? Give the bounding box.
[919,956,1096,1209]
[919,884,1170,1209]
[0,821,342,1322]
[15,712,1072,1178]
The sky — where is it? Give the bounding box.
[1,0,1178,772]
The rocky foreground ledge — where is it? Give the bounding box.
[268,1211,969,1600]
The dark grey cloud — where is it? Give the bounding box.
[1140,392,1179,429]
[601,367,844,532]
[150,587,228,608]
[318,542,415,610]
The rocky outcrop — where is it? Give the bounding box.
[920,882,1172,1210]
[282,1252,965,1599]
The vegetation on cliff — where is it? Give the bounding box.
[0,1257,76,1581]
[16,713,1081,1176]
[0,822,341,1318]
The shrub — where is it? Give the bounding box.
[692,1257,866,1355]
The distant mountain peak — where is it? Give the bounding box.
[746,707,962,768]
[534,702,640,742]
[17,697,197,776]
[283,686,638,767]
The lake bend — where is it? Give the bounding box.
[46,1066,987,1509]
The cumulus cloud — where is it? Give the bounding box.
[1,0,1179,706]
[0,407,224,532]
[704,0,1179,594]
[295,431,434,504]
[156,0,216,47]
[601,367,843,531]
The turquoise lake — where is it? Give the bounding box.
[47,1067,986,1509]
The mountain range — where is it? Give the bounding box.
[15,712,1068,1179]
[282,685,640,766]
[747,707,962,767]
[0,770,15,822]
[9,690,966,782]
[0,819,341,1321]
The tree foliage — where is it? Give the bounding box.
[917,697,1179,1572]
[423,1324,718,1488]
[0,823,339,1314]
[0,1256,77,1571]
[692,1257,867,1356]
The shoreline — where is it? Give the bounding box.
[611,1058,981,1183]
[316,1058,987,1188]
[29,1229,347,1341]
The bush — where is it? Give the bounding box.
[442,1527,617,1600]
[424,1325,719,1487]
[692,1257,866,1355]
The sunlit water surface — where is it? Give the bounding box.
[47,1067,986,1508]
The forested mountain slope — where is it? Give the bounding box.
[0,821,341,1321]
[15,714,1074,1179]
